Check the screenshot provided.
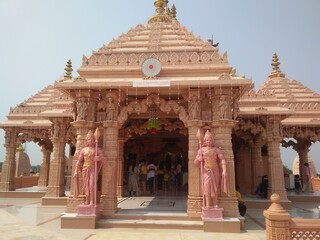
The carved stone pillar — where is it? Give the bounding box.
[266,116,287,200]
[0,128,18,191]
[44,119,68,197]
[251,139,264,193]
[282,137,311,185]
[212,120,238,217]
[296,139,311,188]
[186,121,203,218]
[66,121,95,212]
[38,144,52,188]
[117,136,125,198]
[100,122,118,216]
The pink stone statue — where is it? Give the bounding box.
[73,130,104,205]
[194,130,229,208]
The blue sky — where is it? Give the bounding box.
[0,0,319,172]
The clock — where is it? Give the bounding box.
[141,58,162,77]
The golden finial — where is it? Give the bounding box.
[16,144,24,152]
[148,0,172,24]
[62,59,73,81]
[171,4,177,19]
[269,52,285,79]
[166,7,171,16]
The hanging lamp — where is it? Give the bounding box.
[147,102,159,134]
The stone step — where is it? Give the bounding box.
[97,217,203,230]
[113,210,190,221]
[61,211,242,232]
[97,210,203,230]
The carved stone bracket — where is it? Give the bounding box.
[236,118,266,138]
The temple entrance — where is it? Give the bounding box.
[120,127,189,213]
[123,128,188,199]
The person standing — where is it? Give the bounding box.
[139,160,148,195]
[175,158,182,189]
[157,161,165,191]
[147,160,157,195]
[236,186,247,217]
[127,161,139,196]
[302,162,313,192]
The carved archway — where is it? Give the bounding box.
[116,93,189,198]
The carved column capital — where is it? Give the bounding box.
[74,91,99,122]
[103,121,121,129]
[50,117,71,140]
[266,116,282,140]
[212,119,237,129]
[3,127,18,147]
[185,120,203,128]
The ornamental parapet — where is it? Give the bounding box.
[264,194,320,240]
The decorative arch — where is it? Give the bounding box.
[117,93,188,128]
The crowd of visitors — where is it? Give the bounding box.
[126,154,188,196]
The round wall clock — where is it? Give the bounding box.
[141,58,162,77]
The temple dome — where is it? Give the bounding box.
[77,19,232,79]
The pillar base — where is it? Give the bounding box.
[202,206,223,220]
[77,204,100,216]
[203,217,241,233]
[61,213,98,229]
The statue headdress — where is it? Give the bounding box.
[86,130,95,141]
[203,130,214,146]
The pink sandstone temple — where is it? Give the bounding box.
[0,0,320,233]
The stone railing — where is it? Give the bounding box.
[15,176,39,188]
[312,177,320,191]
[264,193,320,240]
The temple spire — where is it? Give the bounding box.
[269,52,285,79]
[62,59,73,81]
[171,4,177,19]
[148,0,173,24]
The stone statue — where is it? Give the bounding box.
[4,131,11,144]
[73,130,105,205]
[189,95,199,120]
[53,122,60,137]
[76,97,88,121]
[106,96,115,120]
[194,130,229,208]
[218,95,228,119]
[232,100,239,120]
[71,101,77,121]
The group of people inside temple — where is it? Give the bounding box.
[126,154,188,196]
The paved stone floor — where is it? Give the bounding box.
[0,189,319,240]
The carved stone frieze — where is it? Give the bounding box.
[237,118,266,137]
[16,128,50,143]
[218,73,231,81]
[116,94,188,127]
[73,76,87,83]
[282,126,320,141]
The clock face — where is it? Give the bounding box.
[141,58,161,77]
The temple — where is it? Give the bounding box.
[0,0,319,232]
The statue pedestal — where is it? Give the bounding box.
[76,204,100,216]
[201,206,223,220]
